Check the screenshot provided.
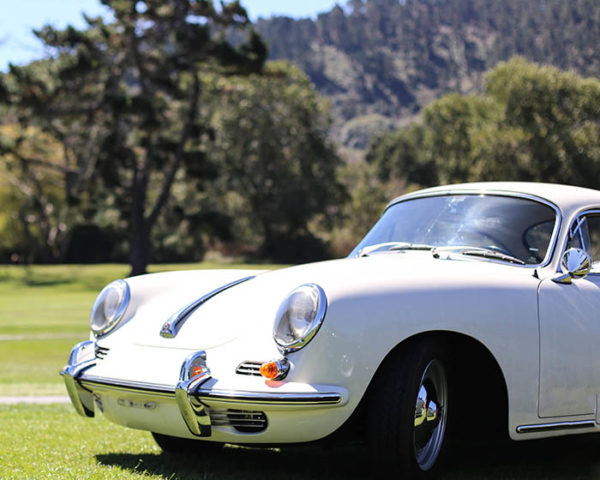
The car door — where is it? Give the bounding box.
[538,211,600,418]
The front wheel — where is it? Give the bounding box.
[367,340,449,478]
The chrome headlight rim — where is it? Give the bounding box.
[273,283,328,353]
[90,279,131,337]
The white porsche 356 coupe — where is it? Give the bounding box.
[63,182,600,477]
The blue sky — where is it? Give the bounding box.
[0,0,340,71]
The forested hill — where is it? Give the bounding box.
[255,0,600,148]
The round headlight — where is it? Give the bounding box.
[90,279,130,337]
[273,284,327,352]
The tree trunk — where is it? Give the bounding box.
[130,161,151,276]
[130,220,150,277]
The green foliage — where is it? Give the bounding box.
[206,62,347,261]
[327,156,395,257]
[0,125,72,263]
[0,2,350,267]
[1,0,267,274]
[484,59,600,185]
[368,58,600,188]
[256,0,600,147]
[339,114,398,150]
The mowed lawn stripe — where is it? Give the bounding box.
[0,333,86,340]
[0,395,69,404]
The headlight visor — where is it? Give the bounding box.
[273,284,327,352]
[90,279,130,337]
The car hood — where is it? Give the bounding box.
[124,252,538,351]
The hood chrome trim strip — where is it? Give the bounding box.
[160,276,255,338]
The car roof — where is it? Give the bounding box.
[388,182,600,215]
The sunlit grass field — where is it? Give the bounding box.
[1,402,599,480]
[0,403,369,480]
[0,263,280,397]
[2,264,600,479]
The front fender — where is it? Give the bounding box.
[288,273,540,440]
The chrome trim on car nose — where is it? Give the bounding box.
[60,340,97,417]
[62,341,346,438]
[160,276,255,338]
[175,351,213,437]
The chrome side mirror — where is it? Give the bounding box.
[552,248,592,284]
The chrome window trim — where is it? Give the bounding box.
[570,216,588,250]
[559,208,600,276]
[383,190,562,269]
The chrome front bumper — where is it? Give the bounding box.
[61,341,344,439]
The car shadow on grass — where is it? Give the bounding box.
[97,434,600,480]
[96,445,371,480]
[443,434,600,480]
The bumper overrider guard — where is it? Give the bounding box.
[60,340,96,417]
[61,342,344,438]
[175,350,212,436]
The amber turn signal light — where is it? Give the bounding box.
[259,358,290,380]
[260,361,279,379]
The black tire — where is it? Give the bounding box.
[152,432,222,454]
[367,339,450,479]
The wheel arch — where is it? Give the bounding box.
[363,330,510,442]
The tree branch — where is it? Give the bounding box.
[147,70,201,226]
[5,152,78,175]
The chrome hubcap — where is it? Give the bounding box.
[413,359,447,471]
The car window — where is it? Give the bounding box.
[350,194,557,264]
[523,221,555,264]
[567,214,600,271]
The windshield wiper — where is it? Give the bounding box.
[389,243,434,251]
[359,242,434,257]
[433,246,525,265]
[460,248,525,265]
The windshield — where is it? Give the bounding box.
[350,194,558,265]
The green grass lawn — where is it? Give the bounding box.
[1,404,599,480]
[1,404,370,480]
[0,263,280,397]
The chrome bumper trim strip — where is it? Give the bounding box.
[195,389,342,406]
[79,374,175,396]
[77,374,342,406]
[516,420,596,434]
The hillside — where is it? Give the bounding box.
[255,0,600,148]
